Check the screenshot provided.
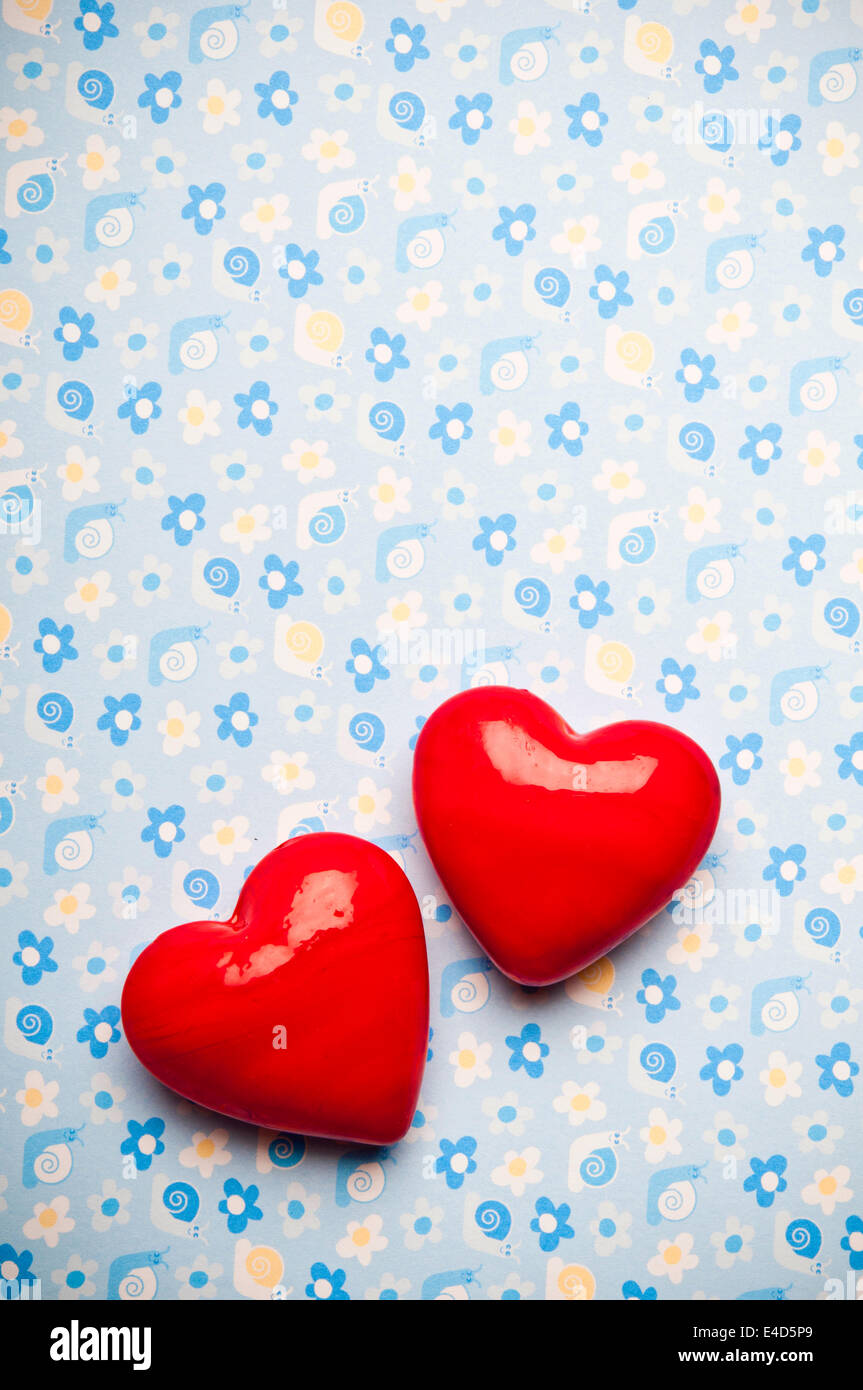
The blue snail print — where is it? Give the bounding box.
[421,1267,481,1300]
[12,1002,57,1060]
[0,774,24,834]
[750,975,810,1036]
[158,1179,201,1234]
[107,1249,169,1301]
[479,334,539,394]
[440,957,494,1018]
[808,47,860,106]
[169,313,230,373]
[639,1042,680,1098]
[783,1216,823,1273]
[370,833,417,869]
[189,2,251,63]
[395,212,454,273]
[63,501,124,563]
[769,665,829,725]
[264,1132,306,1171]
[646,1163,707,1225]
[182,868,220,913]
[468,1196,513,1256]
[74,66,116,120]
[705,232,765,292]
[335,1148,394,1206]
[685,542,745,603]
[802,907,841,953]
[375,522,435,581]
[148,625,209,686]
[84,191,145,253]
[789,355,848,416]
[43,813,105,875]
[22,1125,85,1188]
[500,25,560,84]
[54,378,97,432]
[460,642,520,690]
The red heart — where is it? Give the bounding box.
[413,688,720,986]
[121,833,429,1146]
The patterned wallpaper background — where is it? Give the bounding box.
[1,0,863,1303]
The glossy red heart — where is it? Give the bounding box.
[413,688,720,986]
[122,833,429,1146]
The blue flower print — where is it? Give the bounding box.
[841,1215,863,1271]
[0,229,10,266]
[719,733,763,786]
[570,574,612,629]
[802,225,845,278]
[565,92,607,146]
[120,1117,166,1172]
[235,381,278,436]
[278,243,322,298]
[472,514,516,567]
[141,803,186,859]
[366,327,409,383]
[531,1198,574,1253]
[590,265,633,319]
[306,1262,349,1301]
[386,18,429,72]
[835,733,863,786]
[636,969,680,1025]
[676,348,719,403]
[855,433,863,469]
[758,114,802,167]
[118,380,162,435]
[77,1004,121,1060]
[346,638,390,694]
[743,1154,787,1208]
[545,401,588,457]
[161,493,205,547]
[492,203,536,256]
[34,618,77,673]
[622,1281,657,1301]
[816,1042,858,1098]
[763,843,806,898]
[97,693,142,747]
[695,40,738,94]
[75,0,118,50]
[782,533,826,586]
[138,71,182,125]
[13,931,57,986]
[429,402,473,456]
[435,1136,477,1190]
[181,182,226,236]
[656,657,699,713]
[739,423,782,476]
[700,1043,744,1097]
[219,1179,263,1234]
[506,1023,548,1078]
[255,70,298,125]
[0,1245,37,1291]
[449,92,492,145]
[259,555,302,610]
[54,307,98,362]
[214,692,258,747]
